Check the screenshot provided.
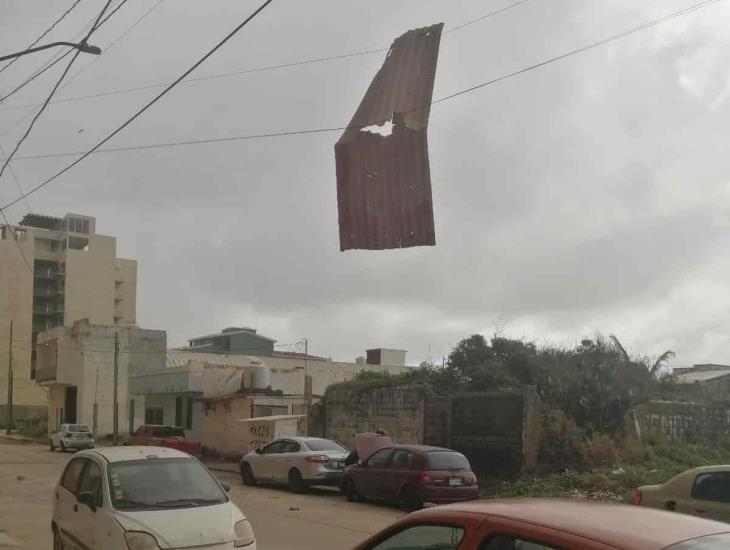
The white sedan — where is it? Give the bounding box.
[52,446,255,550]
[240,437,348,492]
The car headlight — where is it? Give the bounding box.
[124,531,160,550]
[234,519,255,547]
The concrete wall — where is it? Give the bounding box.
[64,234,116,327]
[202,395,253,459]
[114,259,137,325]
[630,400,730,443]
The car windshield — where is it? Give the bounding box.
[304,439,347,452]
[108,457,227,510]
[668,534,730,549]
[426,451,470,471]
[67,425,90,432]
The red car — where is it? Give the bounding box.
[126,424,201,456]
[354,498,730,550]
[342,445,478,511]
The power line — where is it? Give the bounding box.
[1,0,724,167]
[0,143,30,212]
[0,0,278,211]
[0,210,32,272]
[0,0,115,187]
[0,0,83,75]
[0,0,529,115]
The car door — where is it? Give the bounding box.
[273,440,302,482]
[360,448,395,500]
[685,471,730,522]
[55,457,87,550]
[382,449,416,501]
[253,440,286,481]
[74,458,106,549]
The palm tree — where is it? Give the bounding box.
[610,334,674,378]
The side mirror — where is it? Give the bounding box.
[77,491,97,512]
[221,482,231,493]
[255,448,262,455]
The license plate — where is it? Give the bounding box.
[448,477,463,486]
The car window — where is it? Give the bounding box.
[370,524,465,550]
[668,534,730,549]
[304,438,347,452]
[78,461,103,507]
[61,458,87,494]
[481,535,558,550]
[68,424,90,432]
[283,441,301,453]
[427,451,471,471]
[149,426,185,438]
[391,450,414,469]
[108,457,227,511]
[262,440,286,454]
[692,472,730,503]
[368,448,395,468]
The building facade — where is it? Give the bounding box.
[36,319,166,437]
[185,327,276,356]
[1,213,137,425]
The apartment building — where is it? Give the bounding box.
[0,213,137,425]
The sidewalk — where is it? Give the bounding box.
[0,432,45,445]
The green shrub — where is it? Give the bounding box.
[581,434,619,467]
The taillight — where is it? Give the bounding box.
[633,490,642,505]
[306,455,330,463]
[418,472,433,485]
[465,473,478,486]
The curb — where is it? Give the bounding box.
[0,434,46,444]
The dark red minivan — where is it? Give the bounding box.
[342,445,479,511]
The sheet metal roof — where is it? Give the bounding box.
[674,369,730,383]
[166,352,265,369]
[336,23,443,251]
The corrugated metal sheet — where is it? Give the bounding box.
[336,23,443,251]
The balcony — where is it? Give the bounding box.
[33,268,57,279]
[33,304,58,315]
[33,287,56,298]
[36,365,57,384]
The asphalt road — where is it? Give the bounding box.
[0,439,402,549]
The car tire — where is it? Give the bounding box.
[241,463,257,486]
[53,528,64,550]
[400,488,423,512]
[49,439,55,452]
[346,478,365,503]
[59,441,66,452]
[288,468,306,493]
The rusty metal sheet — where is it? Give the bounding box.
[336,23,443,251]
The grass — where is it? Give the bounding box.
[482,436,730,503]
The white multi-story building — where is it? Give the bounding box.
[0,213,137,426]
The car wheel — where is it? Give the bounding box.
[346,478,365,503]
[288,468,306,493]
[53,528,64,550]
[49,439,55,452]
[400,488,423,512]
[241,463,257,486]
[59,441,66,452]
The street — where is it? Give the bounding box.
[0,440,402,549]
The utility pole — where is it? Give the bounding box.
[92,366,99,436]
[5,321,13,435]
[113,332,119,445]
[304,338,310,435]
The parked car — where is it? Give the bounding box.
[635,465,730,522]
[51,446,256,550]
[49,423,95,452]
[126,424,201,456]
[354,498,730,550]
[240,437,348,492]
[342,444,478,511]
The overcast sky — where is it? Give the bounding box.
[1,0,729,366]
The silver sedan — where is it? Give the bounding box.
[240,437,348,492]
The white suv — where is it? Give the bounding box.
[50,423,95,452]
[52,446,255,550]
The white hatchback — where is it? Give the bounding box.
[52,446,255,550]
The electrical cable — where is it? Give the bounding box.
[0,0,83,75]
[0,0,277,211]
[2,0,724,167]
[0,143,30,211]
[0,0,529,115]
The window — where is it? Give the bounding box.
[370,524,465,550]
[61,458,87,494]
[282,441,301,453]
[145,408,163,425]
[391,450,415,469]
[175,397,183,427]
[692,472,730,503]
[481,535,557,550]
[185,397,193,430]
[303,439,347,453]
[129,399,135,434]
[367,448,395,468]
[262,440,286,454]
[253,404,289,417]
[426,451,471,471]
[668,534,730,549]
[78,461,103,507]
